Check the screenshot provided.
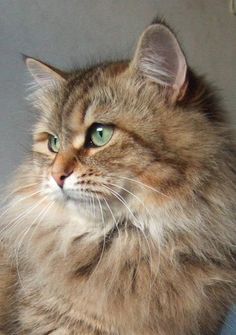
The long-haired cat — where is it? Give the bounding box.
[0,21,236,335]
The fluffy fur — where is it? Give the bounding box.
[0,22,235,335]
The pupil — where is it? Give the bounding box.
[97,129,103,138]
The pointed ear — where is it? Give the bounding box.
[131,24,188,101]
[25,57,66,88]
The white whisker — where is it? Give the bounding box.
[106,181,154,219]
[102,184,143,231]
[115,175,170,198]
[0,190,42,219]
[102,183,157,286]
[25,200,55,256]
[86,192,106,283]
[5,182,41,199]
[15,200,54,289]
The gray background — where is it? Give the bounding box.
[0,0,236,332]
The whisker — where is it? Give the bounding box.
[25,200,55,255]
[115,175,170,198]
[105,181,160,260]
[0,190,43,222]
[86,192,107,282]
[102,196,121,239]
[102,184,143,231]
[102,183,157,288]
[4,182,41,200]
[106,181,153,219]
[92,192,96,217]
[7,193,45,226]
[0,193,46,241]
[14,198,53,289]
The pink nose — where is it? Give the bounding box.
[52,169,73,188]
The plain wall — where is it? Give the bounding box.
[0,0,236,181]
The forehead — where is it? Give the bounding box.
[58,62,128,137]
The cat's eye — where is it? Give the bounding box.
[86,123,114,148]
[48,135,60,153]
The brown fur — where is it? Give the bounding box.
[0,23,236,334]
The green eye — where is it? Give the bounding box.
[48,135,60,153]
[89,123,114,147]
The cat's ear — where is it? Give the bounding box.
[131,24,188,101]
[24,56,66,88]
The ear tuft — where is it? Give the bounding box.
[132,24,188,101]
[25,57,66,88]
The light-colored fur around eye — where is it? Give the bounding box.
[0,24,236,335]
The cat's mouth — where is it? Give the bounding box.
[45,175,107,203]
[46,176,124,211]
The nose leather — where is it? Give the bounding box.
[51,152,76,188]
[52,169,73,188]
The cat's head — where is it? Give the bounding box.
[23,23,217,226]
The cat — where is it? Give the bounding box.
[0,20,236,335]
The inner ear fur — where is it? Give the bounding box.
[131,24,188,102]
[24,56,67,88]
